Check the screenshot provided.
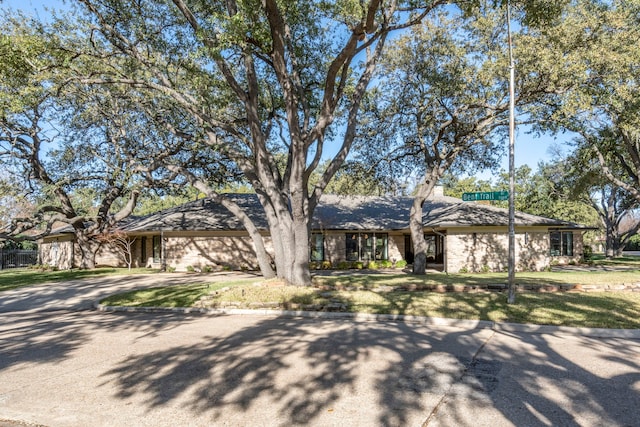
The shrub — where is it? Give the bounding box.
[309,261,320,270]
[202,265,213,273]
[394,259,408,269]
[321,261,332,270]
[480,265,490,273]
[459,266,469,273]
[582,245,593,262]
[367,261,379,270]
[167,266,176,273]
[186,265,195,272]
[337,261,351,270]
[352,261,364,269]
[378,260,393,269]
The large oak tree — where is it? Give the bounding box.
[66,0,451,284]
[360,2,570,274]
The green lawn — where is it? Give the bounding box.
[590,254,640,267]
[4,263,639,329]
[99,270,640,329]
[0,267,159,292]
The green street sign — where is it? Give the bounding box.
[462,191,509,202]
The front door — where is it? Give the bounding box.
[404,235,414,264]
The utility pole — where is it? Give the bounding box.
[507,0,517,304]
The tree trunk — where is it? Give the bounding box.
[205,190,276,279]
[291,216,312,286]
[605,231,615,258]
[410,202,428,275]
[611,233,624,257]
[75,231,98,269]
[264,197,312,286]
[410,178,438,275]
[604,213,616,259]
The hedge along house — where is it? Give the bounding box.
[39,188,591,273]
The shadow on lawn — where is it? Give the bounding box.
[307,278,640,329]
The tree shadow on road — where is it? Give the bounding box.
[0,312,89,371]
[0,310,201,372]
[96,312,640,426]
[440,330,640,427]
[2,309,638,427]
[97,314,488,426]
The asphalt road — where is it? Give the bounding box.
[1,273,639,427]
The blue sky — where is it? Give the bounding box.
[1,0,64,19]
[2,0,575,180]
[497,125,570,175]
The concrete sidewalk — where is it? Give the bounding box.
[1,273,639,426]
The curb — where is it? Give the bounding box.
[93,301,640,339]
[492,322,640,339]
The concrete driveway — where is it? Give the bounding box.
[1,273,639,426]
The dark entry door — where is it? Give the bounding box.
[404,234,444,264]
[404,235,414,264]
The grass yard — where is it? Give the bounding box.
[591,254,640,267]
[0,267,159,292]
[99,269,640,329]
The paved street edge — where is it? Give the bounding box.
[93,301,640,339]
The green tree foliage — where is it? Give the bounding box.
[518,162,597,225]
[0,11,191,267]
[360,2,568,274]
[529,0,640,204]
[491,163,596,224]
[441,174,493,199]
[565,145,640,257]
[307,160,400,196]
[443,162,599,226]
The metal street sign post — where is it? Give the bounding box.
[506,0,517,304]
[462,191,509,202]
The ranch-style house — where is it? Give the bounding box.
[39,188,591,273]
